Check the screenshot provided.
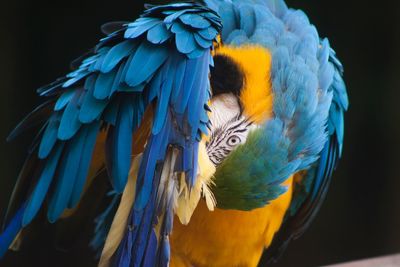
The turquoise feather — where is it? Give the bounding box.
[202,0,348,261]
[23,143,64,226]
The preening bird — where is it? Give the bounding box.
[0,0,348,266]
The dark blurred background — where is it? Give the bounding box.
[0,0,399,266]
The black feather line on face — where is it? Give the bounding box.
[210,55,244,98]
[206,114,253,166]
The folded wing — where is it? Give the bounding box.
[0,4,221,267]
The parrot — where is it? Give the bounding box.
[0,0,348,266]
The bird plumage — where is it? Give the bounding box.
[0,0,348,266]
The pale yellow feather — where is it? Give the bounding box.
[98,154,141,267]
[175,141,216,225]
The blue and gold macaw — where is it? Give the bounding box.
[0,0,348,266]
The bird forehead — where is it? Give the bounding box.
[213,44,274,124]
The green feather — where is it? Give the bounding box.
[212,129,288,211]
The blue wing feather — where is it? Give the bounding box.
[55,90,75,111]
[180,13,211,29]
[108,98,135,193]
[124,42,169,87]
[147,23,172,44]
[79,76,109,123]
[112,5,219,266]
[194,33,213,49]
[124,19,161,39]
[58,91,82,140]
[0,205,25,257]
[100,40,136,73]
[23,143,64,226]
[38,113,60,159]
[142,231,157,267]
[69,121,101,208]
[170,58,187,105]
[174,56,204,114]
[197,27,219,40]
[175,32,198,54]
[93,71,116,100]
[152,58,174,134]
[110,61,127,97]
[47,127,88,222]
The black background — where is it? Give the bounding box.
[1,0,400,266]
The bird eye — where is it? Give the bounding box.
[227,135,241,147]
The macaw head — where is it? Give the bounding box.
[206,45,274,161]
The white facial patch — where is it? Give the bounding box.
[207,93,258,166]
